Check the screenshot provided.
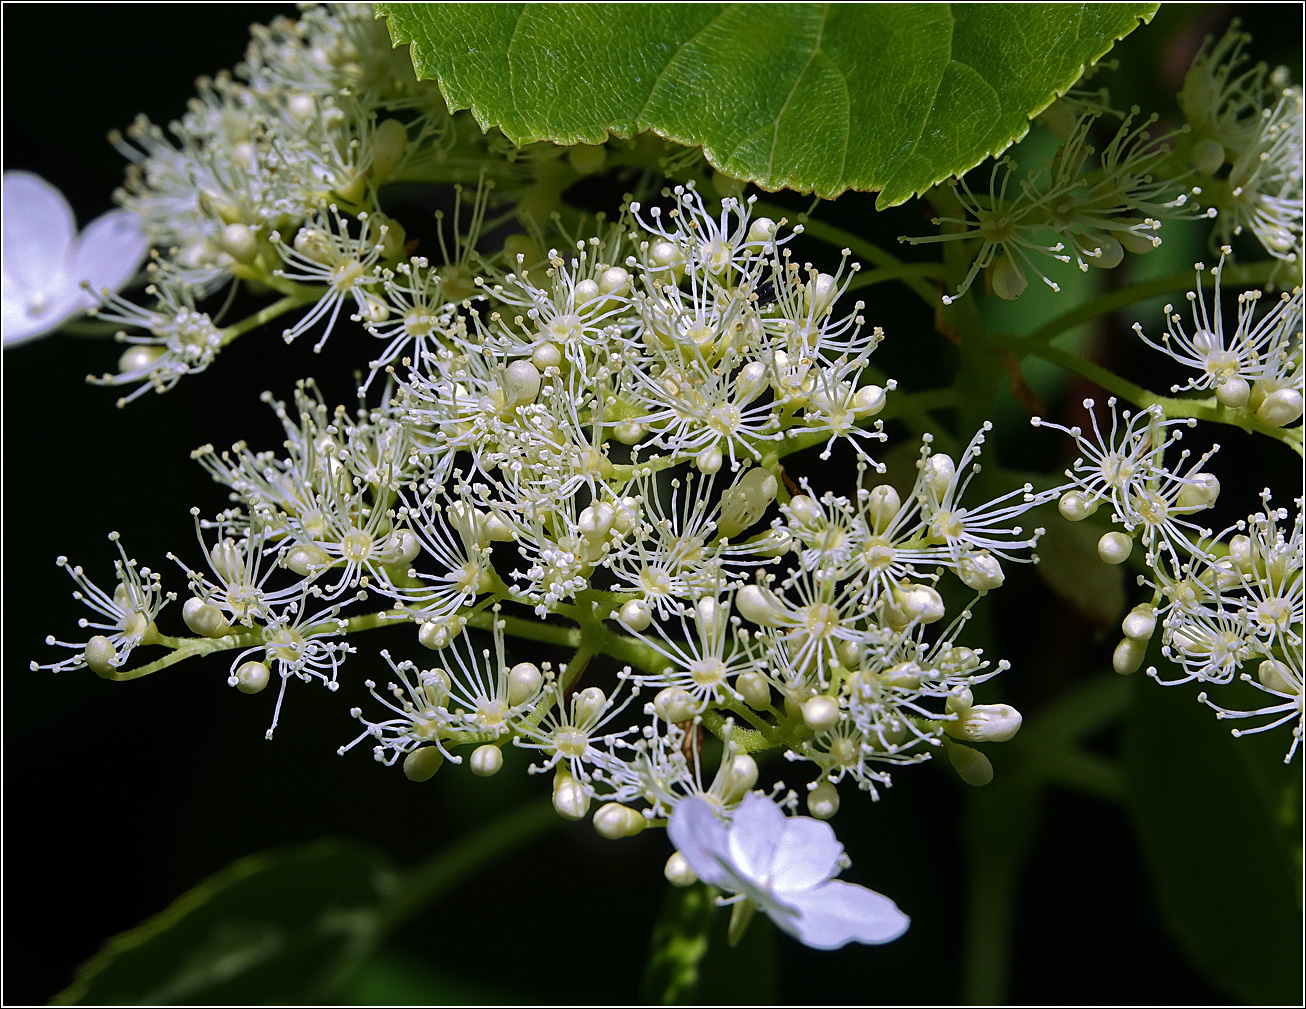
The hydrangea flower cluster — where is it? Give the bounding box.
[22,4,1304,960]
[904,21,1304,303]
[1034,251,1304,760]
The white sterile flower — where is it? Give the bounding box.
[668,791,910,950]
[2,172,146,346]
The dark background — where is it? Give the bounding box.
[3,4,1300,1005]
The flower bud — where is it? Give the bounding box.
[573,686,607,725]
[1215,377,1250,409]
[736,584,787,627]
[991,254,1027,300]
[864,485,901,533]
[470,743,504,777]
[418,615,465,650]
[1258,659,1295,694]
[507,662,543,705]
[618,598,652,631]
[854,384,887,415]
[718,468,779,538]
[945,688,974,715]
[613,421,645,445]
[695,447,723,475]
[1084,234,1124,270]
[945,739,993,786]
[118,345,166,374]
[946,703,1022,742]
[1224,532,1252,569]
[1255,388,1304,427]
[503,360,541,405]
[1112,636,1147,675]
[957,552,1005,593]
[403,746,445,782]
[231,660,271,694]
[802,695,841,732]
[552,770,591,820]
[733,361,769,407]
[807,780,840,820]
[888,583,946,626]
[217,223,259,265]
[285,542,331,576]
[593,802,646,839]
[1121,604,1157,641]
[382,529,422,566]
[599,266,630,297]
[1058,490,1099,521]
[1097,531,1133,565]
[921,453,955,497]
[805,272,839,315]
[85,635,118,677]
[665,851,698,887]
[183,597,231,638]
[735,671,771,710]
[1176,472,1220,511]
[720,755,759,806]
[653,686,698,724]
[1190,137,1226,176]
[370,118,409,182]
[531,341,562,370]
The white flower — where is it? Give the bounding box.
[668,791,910,950]
[1,171,146,346]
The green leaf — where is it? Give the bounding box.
[1122,674,1302,1004]
[378,3,1157,206]
[53,839,396,1006]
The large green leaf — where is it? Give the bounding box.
[53,840,396,1005]
[378,3,1157,207]
[1122,674,1302,1004]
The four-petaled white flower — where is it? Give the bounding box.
[1,171,147,346]
[668,791,910,950]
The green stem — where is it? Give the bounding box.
[219,290,320,347]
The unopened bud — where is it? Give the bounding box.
[1255,388,1303,427]
[957,552,1005,593]
[665,851,698,887]
[864,485,901,532]
[1215,377,1250,409]
[720,754,759,805]
[1258,659,1295,694]
[735,671,771,709]
[470,743,504,777]
[231,660,271,694]
[507,662,543,705]
[403,746,445,782]
[653,686,699,723]
[736,584,787,626]
[85,636,118,677]
[946,703,1022,742]
[802,695,841,732]
[807,780,840,820]
[1121,604,1156,641]
[552,770,591,820]
[593,802,646,839]
[945,739,993,786]
[1112,636,1147,675]
[718,468,779,538]
[1097,531,1133,565]
[1058,490,1099,521]
[183,597,231,638]
[1176,473,1220,511]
